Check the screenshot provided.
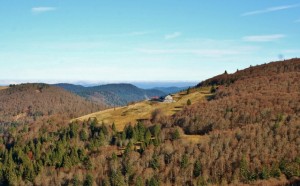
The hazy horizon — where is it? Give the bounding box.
[0,80,198,89]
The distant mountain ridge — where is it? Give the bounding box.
[153,86,189,94]
[55,83,166,106]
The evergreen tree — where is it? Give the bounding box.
[135,122,146,141]
[125,125,134,139]
[187,99,191,106]
[69,123,79,138]
[62,154,72,168]
[193,159,202,178]
[153,124,161,138]
[240,156,250,182]
[102,178,111,186]
[124,141,133,155]
[101,123,108,135]
[72,175,80,186]
[112,122,117,133]
[148,176,159,186]
[180,154,189,169]
[144,129,152,145]
[210,85,216,93]
[135,176,143,186]
[99,131,106,146]
[197,176,207,186]
[110,170,126,186]
[84,174,93,186]
[260,166,270,180]
[150,154,160,170]
[112,152,118,161]
[172,128,180,140]
[121,130,126,141]
[187,87,191,94]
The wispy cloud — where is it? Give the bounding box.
[242,4,299,16]
[242,34,285,42]
[282,49,300,53]
[295,19,300,23]
[165,32,181,40]
[137,48,240,57]
[31,7,57,14]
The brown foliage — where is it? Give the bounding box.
[0,83,106,124]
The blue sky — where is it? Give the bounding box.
[0,0,299,84]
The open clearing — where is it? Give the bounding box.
[76,87,211,132]
[0,86,8,91]
[180,134,210,144]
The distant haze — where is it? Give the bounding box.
[131,81,197,89]
[0,80,198,89]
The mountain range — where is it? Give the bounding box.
[54,83,168,106]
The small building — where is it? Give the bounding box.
[163,95,175,103]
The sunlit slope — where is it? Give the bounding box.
[76,87,211,131]
[0,86,8,90]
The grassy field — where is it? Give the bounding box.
[76,87,211,132]
[180,134,210,144]
[0,86,8,91]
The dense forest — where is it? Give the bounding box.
[0,84,106,132]
[0,59,300,185]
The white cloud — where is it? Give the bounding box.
[242,34,285,42]
[31,7,57,14]
[165,32,181,40]
[242,4,299,16]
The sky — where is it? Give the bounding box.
[0,0,300,85]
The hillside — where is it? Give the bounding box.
[74,58,300,185]
[197,58,300,87]
[55,83,166,106]
[171,58,300,183]
[0,59,299,186]
[76,86,210,131]
[0,83,106,126]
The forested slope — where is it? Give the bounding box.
[0,83,106,125]
[0,59,299,185]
